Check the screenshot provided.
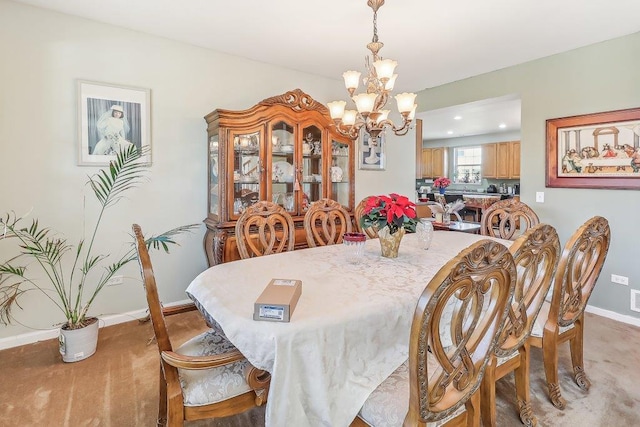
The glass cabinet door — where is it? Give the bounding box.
[209,134,220,218]
[270,121,295,213]
[231,130,261,217]
[300,125,323,212]
[331,138,351,209]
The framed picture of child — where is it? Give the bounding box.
[77,80,151,166]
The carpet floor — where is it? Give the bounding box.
[1,310,639,426]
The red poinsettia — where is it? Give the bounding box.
[361,193,417,234]
[433,177,451,189]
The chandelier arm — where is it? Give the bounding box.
[390,119,413,136]
[373,92,389,112]
[332,121,362,140]
[368,117,412,137]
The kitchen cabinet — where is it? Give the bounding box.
[483,141,520,179]
[509,141,520,178]
[204,89,355,266]
[421,147,445,178]
[482,143,497,178]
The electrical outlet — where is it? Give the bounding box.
[611,274,629,286]
[631,290,640,313]
[106,275,124,286]
[535,192,545,203]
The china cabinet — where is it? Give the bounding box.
[204,89,355,266]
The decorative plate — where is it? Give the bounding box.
[273,161,294,183]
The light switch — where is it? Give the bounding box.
[535,192,544,203]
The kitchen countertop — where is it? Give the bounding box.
[417,192,515,203]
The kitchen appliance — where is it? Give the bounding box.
[487,184,498,193]
[514,184,520,194]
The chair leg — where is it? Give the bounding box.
[514,343,537,426]
[570,317,590,391]
[465,389,482,426]
[542,327,566,409]
[167,394,185,427]
[158,366,167,426]
[480,357,497,427]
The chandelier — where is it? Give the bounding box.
[327,0,417,144]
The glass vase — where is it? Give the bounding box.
[378,226,405,258]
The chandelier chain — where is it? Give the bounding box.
[372,9,378,44]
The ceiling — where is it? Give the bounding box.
[11,0,639,139]
[418,95,521,141]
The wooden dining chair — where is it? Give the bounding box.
[351,239,516,427]
[303,198,352,247]
[235,200,295,259]
[354,196,379,239]
[480,224,561,427]
[132,224,270,427]
[481,198,539,240]
[527,216,610,410]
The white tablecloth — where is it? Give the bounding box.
[186,231,509,427]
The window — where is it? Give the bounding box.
[453,146,481,184]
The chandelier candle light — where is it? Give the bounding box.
[327,0,417,146]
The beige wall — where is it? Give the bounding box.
[0,1,415,339]
[417,31,640,319]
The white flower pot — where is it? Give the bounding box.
[58,317,99,363]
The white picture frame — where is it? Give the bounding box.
[77,80,151,166]
[358,130,385,170]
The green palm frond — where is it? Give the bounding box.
[144,224,199,253]
[1,146,194,328]
[88,145,150,209]
[0,275,27,325]
[0,264,27,277]
[82,254,107,275]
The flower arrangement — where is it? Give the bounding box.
[433,177,451,189]
[360,193,417,235]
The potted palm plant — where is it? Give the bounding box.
[0,146,197,362]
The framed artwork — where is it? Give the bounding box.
[546,107,640,189]
[77,80,151,166]
[358,130,385,170]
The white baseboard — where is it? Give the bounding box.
[585,304,640,328]
[0,299,192,351]
[2,300,637,351]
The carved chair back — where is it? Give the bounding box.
[496,223,560,357]
[548,216,610,329]
[405,239,516,425]
[134,224,270,424]
[235,201,295,259]
[354,197,379,239]
[481,198,540,240]
[303,198,352,247]
[133,224,174,356]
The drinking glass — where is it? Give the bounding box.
[416,219,434,250]
[284,192,294,211]
[343,232,367,264]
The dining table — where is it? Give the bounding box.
[186,231,511,427]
